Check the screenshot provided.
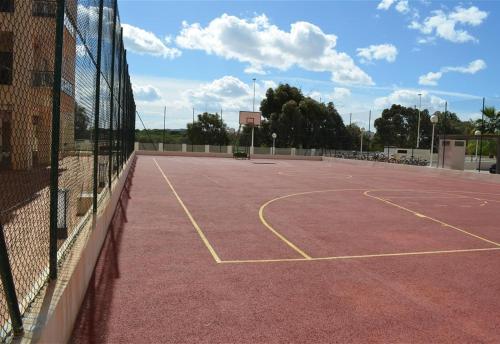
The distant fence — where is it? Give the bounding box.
[0,0,135,340]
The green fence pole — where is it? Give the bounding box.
[48,0,66,279]
[0,224,23,336]
[92,0,104,213]
[108,0,118,188]
[116,33,123,171]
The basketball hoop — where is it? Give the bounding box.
[238,111,261,157]
[239,111,261,127]
[246,117,255,127]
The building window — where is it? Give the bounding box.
[0,110,12,170]
[0,0,14,13]
[32,0,56,17]
[0,32,13,85]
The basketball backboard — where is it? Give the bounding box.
[239,111,261,126]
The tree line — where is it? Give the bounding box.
[134,83,500,155]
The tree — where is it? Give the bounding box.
[187,112,229,145]
[373,104,464,149]
[476,106,500,134]
[249,83,351,149]
[74,103,91,140]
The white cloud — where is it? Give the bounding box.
[395,0,410,14]
[357,44,398,63]
[374,89,446,110]
[377,0,396,10]
[122,23,181,59]
[133,85,162,102]
[175,14,373,86]
[410,6,488,43]
[418,72,443,86]
[418,59,486,86]
[130,75,283,129]
[332,87,351,100]
[442,59,486,74]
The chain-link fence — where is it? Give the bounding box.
[0,0,135,341]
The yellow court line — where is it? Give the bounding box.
[220,247,500,264]
[364,190,500,247]
[153,158,222,263]
[259,188,367,260]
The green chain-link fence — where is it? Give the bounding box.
[0,0,135,340]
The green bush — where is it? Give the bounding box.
[233,151,248,159]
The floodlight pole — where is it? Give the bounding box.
[360,129,364,155]
[478,97,485,172]
[417,93,422,148]
[192,107,194,152]
[163,106,166,151]
[252,78,256,112]
[368,110,371,153]
[251,78,256,155]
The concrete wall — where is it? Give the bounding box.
[19,153,136,343]
[136,150,323,161]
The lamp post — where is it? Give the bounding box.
[429,114,438,167]
[360,128,365,156]
[272,132,277,155]
[417,93,422,148]
[474,130,481,162]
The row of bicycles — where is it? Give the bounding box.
[330,152,430,166]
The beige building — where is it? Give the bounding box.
[0,0,76,170]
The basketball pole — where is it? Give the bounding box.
[251,126,255,156]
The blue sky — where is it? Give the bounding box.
[118,0,500,129]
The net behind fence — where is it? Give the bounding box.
[0,0,135,340]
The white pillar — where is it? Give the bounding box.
[158,142,163,151]
[134,142,139,151]
[227,145,232,154]
[182,143,187,152]
[205,145,210,153]
[291,148,296,156]
[311,148,316,156]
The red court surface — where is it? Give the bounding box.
[71,156,500,343]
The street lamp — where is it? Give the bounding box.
[360,128,365,155]
[417,93,422,148]
[429,114,438,167]
[272,132,277,155]
[474,130,481,161]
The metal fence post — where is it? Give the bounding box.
[108,0,118,188]
[49,0,66,279]
[0,224,24,336]
[92,0,105,213]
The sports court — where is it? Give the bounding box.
[72,155,500,343]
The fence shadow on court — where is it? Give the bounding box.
[69,159,135,343]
